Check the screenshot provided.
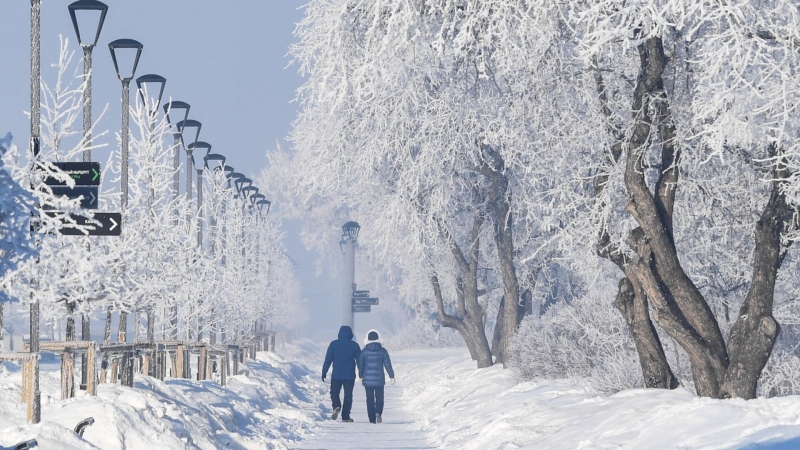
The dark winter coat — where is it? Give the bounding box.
[358,342,394,387]
[322,326,362,381]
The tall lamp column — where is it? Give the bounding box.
[108,38,142,346]
[341,222,360,330]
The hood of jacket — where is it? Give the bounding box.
[362,328,383,347]
[337,325,354,340]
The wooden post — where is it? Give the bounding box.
[198,345,207,381]
[110,358,119,383]
[176,344,184,378]
[25,359,35,423]
[221,354,227,386]
[86,343,97,396]
[21,359,29,403]
[60,351,75,399]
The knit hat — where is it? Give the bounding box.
[363,329,383,346]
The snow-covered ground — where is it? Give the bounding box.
[4,342,800,449]
[399,348,800,449]
[0,343,325,449]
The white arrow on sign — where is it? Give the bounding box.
[89,191,96,205]
[109,217,118,231]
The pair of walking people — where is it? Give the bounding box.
[322,326,394,424]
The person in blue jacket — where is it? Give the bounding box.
[322,325,361,422]
[357,329,395,424]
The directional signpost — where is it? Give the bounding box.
[44,162,101,185]
[51,186,98,209]
[352,297,379,305]
[54,213,122,237]
[352,305,371,313]
[352,290,370,298]
[39,162,122,237]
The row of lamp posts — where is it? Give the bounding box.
[25,0,272,423]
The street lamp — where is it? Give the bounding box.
[342,221,361,241]
[341,221,360,329]
[256,199,271,217]
[108,38,143,208]
[68,0,108,162]
[163,101,190,206]
[68,1,109,393]
[189,142,211,249]
[175,119,201,200]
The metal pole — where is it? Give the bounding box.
[120,78,131,208]
[117,78,131,343]
[196,169,203,342]
[29,0,42,425]
[170,133,181,340]
[82,46,93,162]
[343,238,355,329]
[80,44,94,391]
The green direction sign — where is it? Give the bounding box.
[51,186,98,209]
[352,297,379,306]
[45,162,101,186]
[352,305,371,313]
[54,212,122,237]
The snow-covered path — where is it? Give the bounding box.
[293,353,436,450]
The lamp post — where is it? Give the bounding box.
[341,221,360,329]
[29,0,42,425]
[158,104,190,341]
[204,154,226,346]
[108,38,143,209]
[108,38,142,345]
[68,0,107,162]
[189,142,211,249]
[69,0,109,391]
[135,74,166,350]
[177,121,202,202]
[163,101,190,204]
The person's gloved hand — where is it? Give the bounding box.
[322,373,326,382]
[390,378,396,385]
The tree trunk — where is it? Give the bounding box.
[721,162,790,399]
[481,146,521,367]
[431,275,492,368]
[592,59,678,391]
[491,297,504,362]
[615,276,678,389]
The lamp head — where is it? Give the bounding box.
[68,0,108,48]
[204,153,226,171]
[108,38,143,81]
[162,100,190,127]
[136,74,166,113]
[342,221,361,241]
[175,119,201,151]
[257,199,271,217]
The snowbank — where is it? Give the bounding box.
[399,348,800,449]
[0,345,325,449]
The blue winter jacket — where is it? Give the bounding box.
[358,342,394,387]
[322,326,362,381]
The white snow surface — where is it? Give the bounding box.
[3,343,800,449]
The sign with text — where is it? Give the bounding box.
[44,162,101,186]
[55,212,122,236]
[51,186,98,209]
[352,290,370,298]
[352,297,379,306]
[352,305,371,313]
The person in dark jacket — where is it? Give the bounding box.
[357,329,395,424]
[322,325,361,422]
